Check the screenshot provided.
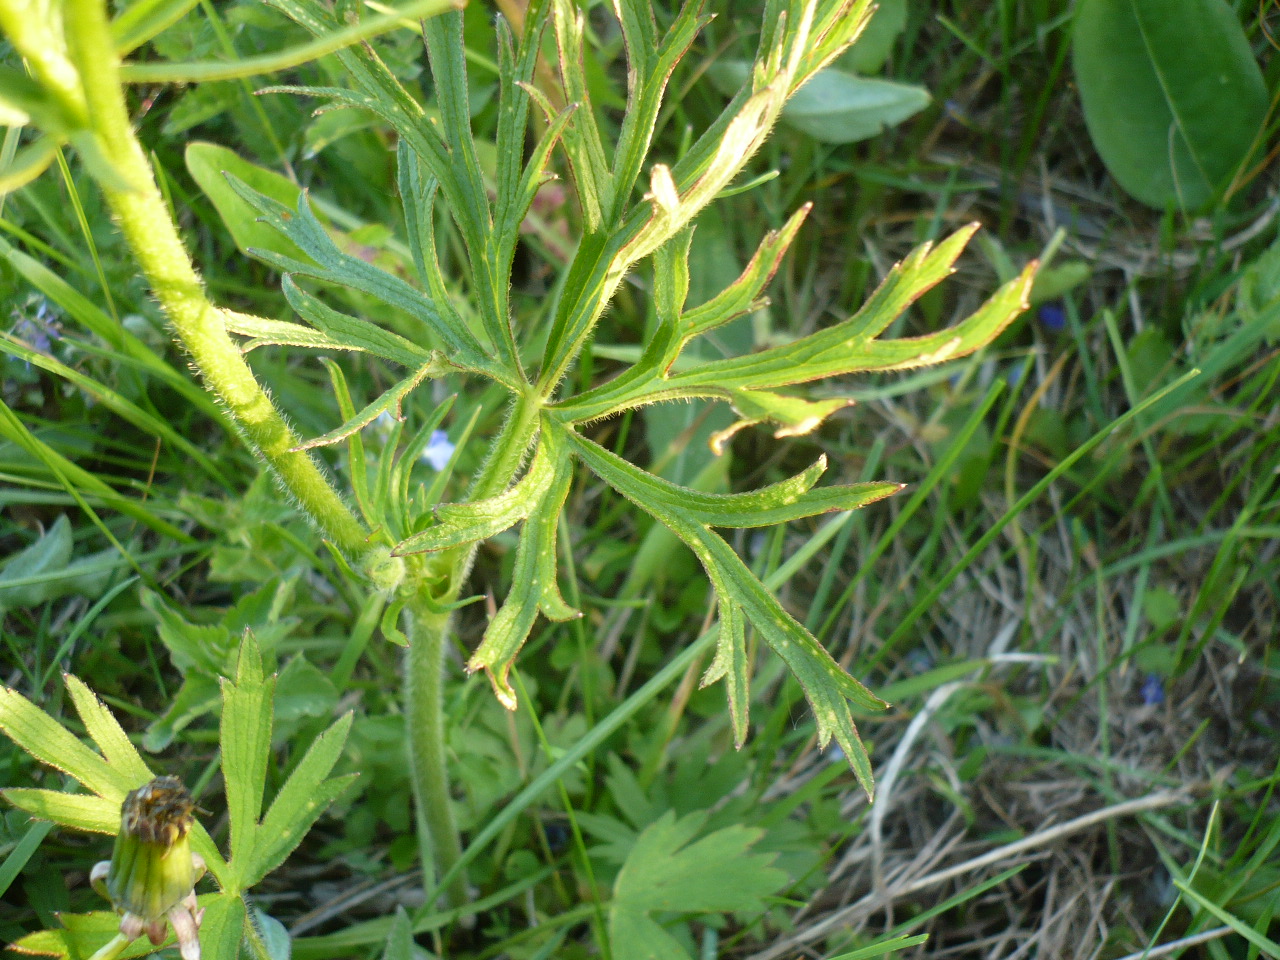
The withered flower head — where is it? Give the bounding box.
[119,775,194,846]
[91,776,206,960]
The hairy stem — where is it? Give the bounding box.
[405,598,466,909]
[403,392,541,904]
[60,0,371,562]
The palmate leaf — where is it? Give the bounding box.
[0,686,141,806]
[221,631,274,874]
[0,679,230,891]
[608,810,787,960]
[565,428,890,795]
[260,0,532,369]
[243,714,356,887]
[219,630,356,889]
[2,639,350,960]
[535,0,876,394]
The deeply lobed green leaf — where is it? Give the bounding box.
[566,428,888,794]
[465,429,579,707]
[393,430,558,555]
[242,713,356,887]
[608,810,787,960]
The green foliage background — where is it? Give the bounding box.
[2,1,1279,959]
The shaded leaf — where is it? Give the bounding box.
[273,656,338,725]
[142,673,219,752]
[140,588,235,676]
[221,175,500,378]
[291,358,444,451]
[840,0,907,73]
[0,515,72,610]
[112,0,203,54]
[284,275,435,364]
[380,907,414,960]
[0,135,62,196]
[609,810,786,960]
[547,0,612,229]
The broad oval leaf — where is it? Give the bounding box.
[185,142,311,262]
[839,0,907,74]
[1073,0,1267,210]
[709,62,929,144]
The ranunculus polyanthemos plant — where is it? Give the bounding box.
[0,0,1036,954]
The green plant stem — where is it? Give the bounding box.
[59,0,371,562]
[402,392,541,905]
[86,932,130,960]
[405,598,465,909]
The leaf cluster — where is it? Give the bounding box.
[212,0,1036,796]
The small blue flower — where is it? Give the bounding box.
[905,647,934,674]
[544,821,570,853]
[1140,673,1165,706]
[10,296,61,367]
[944,99,972,126]
[1037,303,1066,332]
[422,430,455,471]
